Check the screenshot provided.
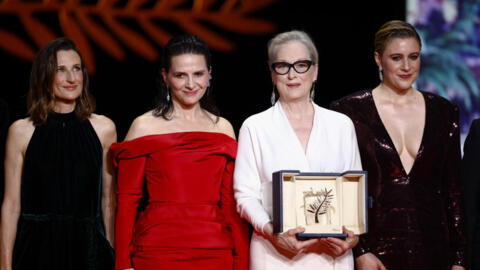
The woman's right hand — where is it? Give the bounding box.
[262,223,318,259]
[355,253,387,270]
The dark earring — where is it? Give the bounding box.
[310,81,316,101]
[271,84,276,106]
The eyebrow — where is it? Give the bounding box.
[273,58,311,62]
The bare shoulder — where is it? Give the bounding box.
[125,110,164,141]
[90,114,116,133]
[215,117,235,140]
[7,118,35,153]
[89,114,117,146]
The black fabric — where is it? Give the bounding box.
[12,111,114,270]
[463,119,480,270]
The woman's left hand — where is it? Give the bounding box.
[451,266,465,270]
[307,226,358,258]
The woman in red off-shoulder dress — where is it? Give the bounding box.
[111,35,249,270]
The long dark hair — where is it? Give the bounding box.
[27,37,94,126]
[153,34,219,120]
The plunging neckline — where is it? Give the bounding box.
[369,89,428,176]
[277,101,316,158]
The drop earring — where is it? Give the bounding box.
[271,85,276,106]
[310,81,316,101]
[378,68,383,81]
[166,87,170,102]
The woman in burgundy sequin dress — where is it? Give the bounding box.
[331,20,466,270]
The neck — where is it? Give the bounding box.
[171,100,204,120]
[53,101,76,113]
[279,97,313,119]
[377,82,416,101]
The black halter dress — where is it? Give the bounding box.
[12,111,114,270]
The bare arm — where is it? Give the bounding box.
[0,120,34,270]
[90,115,117,246]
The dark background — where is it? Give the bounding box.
[0,0,406,140]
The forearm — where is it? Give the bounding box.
[0,205,20,270]
[102,195,116,246]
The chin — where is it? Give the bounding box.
[180,98,202,107]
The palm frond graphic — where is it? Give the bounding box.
[0,0,277,73]
[415,0,480,112]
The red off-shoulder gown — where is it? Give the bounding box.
[110,132,249,270]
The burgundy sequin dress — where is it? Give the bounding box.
[331,90,466,270]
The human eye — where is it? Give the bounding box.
[56,66,65,72]
[272,62,290,74]
[295,60,311,68]
[391,55,401,61]
[274,62,289,69]
[294,60,312,73]
[409,54,420,60]
[73,65,82,72]
[174,73,185,78]
[194,71,205,77]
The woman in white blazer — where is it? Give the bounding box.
[233,30,361,270]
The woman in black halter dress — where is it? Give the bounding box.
[0,38,116,270]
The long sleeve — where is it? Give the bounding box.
[330,99,375,258]
[444,105,467,267]
[463,119,480,269]
[114,155,146,270]
[234,123,271,233]
[220,157,249,270]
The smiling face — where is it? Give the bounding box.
[271,40,318,103]
[162,53,210,108]
[375,37,421,92]
[52,49,83,109]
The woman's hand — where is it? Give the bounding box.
[262,223,318,259]
[306,226,358,258]
[451,266,465,270]
[319,226,358,257]
[355,253,386,270]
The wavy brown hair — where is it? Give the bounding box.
[27,37,95,126]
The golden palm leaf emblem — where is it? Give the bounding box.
[0,0,277,72]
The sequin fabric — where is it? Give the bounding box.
[331,90,466,270]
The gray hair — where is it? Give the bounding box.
[267,30,319,64]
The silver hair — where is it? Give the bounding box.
[267,30,319,64]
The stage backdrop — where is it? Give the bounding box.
[0,0,405,139]
[408,0,480,142]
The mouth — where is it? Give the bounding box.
[398,74,412,79]
[183,89,199,96]
[286,83,301,88]
[63,85,78,90]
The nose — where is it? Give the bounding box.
[402,59,410,70]
[66,70,75,82]
[287,66,296,79]
[185,75,194,89]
